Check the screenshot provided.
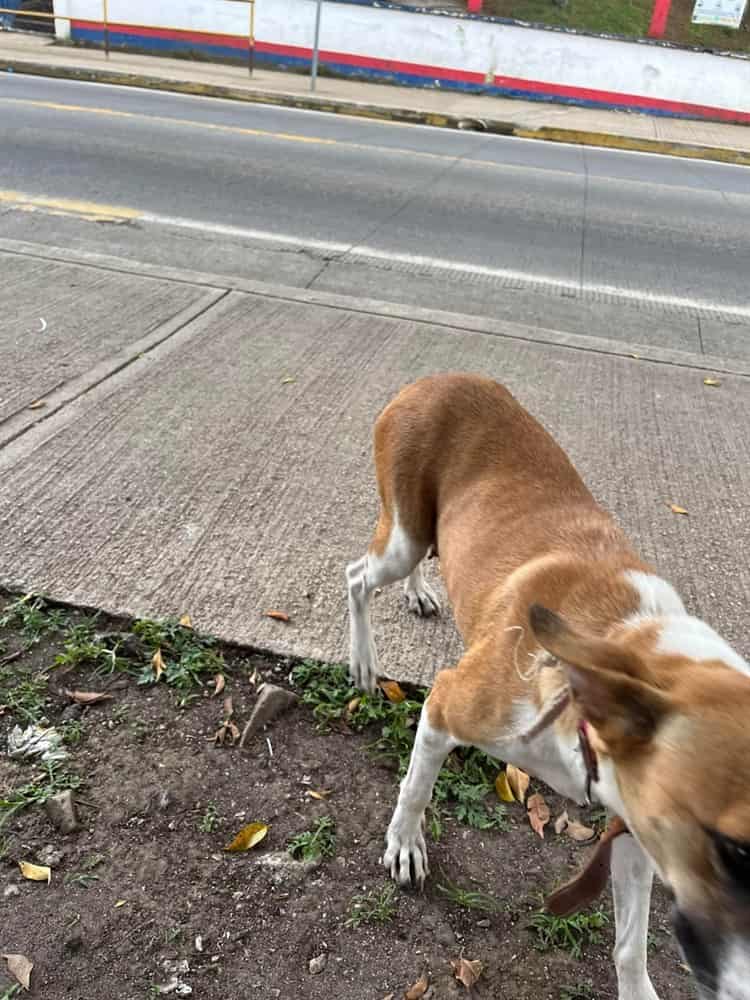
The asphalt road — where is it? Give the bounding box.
[2,74,750,357]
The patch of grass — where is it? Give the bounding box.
[134,617,225,705]
[198,803,219,833]
[288,815,337,862]
[64,871,100,888]
[0,594,68,644]
[345,883,398,928]
[0,760,82,828]
[1,672,50,724]
[482,0,651,37]
[61,719,85,746]
[560,982,596,1000]
[437,874,502,913]
[528,908,609,959]
[54,624,112,671]
[292,661,508,832]
[1,983,23,1000]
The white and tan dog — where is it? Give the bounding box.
[346,373,750,1000]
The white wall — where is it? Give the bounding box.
[54,0,750,117]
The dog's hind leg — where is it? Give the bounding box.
[346,509,427,692]
[611,835,660,1000]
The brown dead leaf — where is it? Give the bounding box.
[506,764,530,804]
[380,680,406,703]
[495,771,514,803]
[212,674,226,697]
[451,957,483,989]
[152,648,165,680]
[703,377,721,387]
[565,819,597,843]
[527,792,551,839]
[64,689,113,705]
[554,810,569,835]
[265,610,290,623]
[179,613,193,628]
[224,822,269,852]
[27,400,46,410]
[3,953,33,990]
[306,789,332,800]
[668,503,689,516]
[223,695,234,719]
[18,861,51,883]
[404,971,429,999]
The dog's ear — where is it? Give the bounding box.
[529,604,671,750]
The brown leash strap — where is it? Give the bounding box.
[545,816,628,917]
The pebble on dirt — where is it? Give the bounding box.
[45,789,79,834]
[308,953,327,975]
[239,683,298,747]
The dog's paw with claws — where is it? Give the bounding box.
[349,640,379,694]
[403,579,441,618]
[383,821,429,888]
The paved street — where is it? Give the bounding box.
[2,75,750,358]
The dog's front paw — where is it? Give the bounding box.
[383,820,429,888]
[403,579,441,618]
[349,636,379,694]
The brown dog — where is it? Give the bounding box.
[346,373,750,1000]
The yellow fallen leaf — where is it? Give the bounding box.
[179,613,193,628]
[19,861,51,883]
[495,771,515,803]
[404,971,429,999]
[27,400,46,410]
[506,764,530,804]
[669,504,689,516]
[451,957,483,989]
[152,648,165,680]
[566,819,597,843]
[2,953,33,990]
[527,792,551,839]
[115,899,127,907]
[64,689,113,705]
[224,822,269,852]
[212,674,226,697]
[306,789,332,800]
[379,680,406,703]
[703,377,721,387]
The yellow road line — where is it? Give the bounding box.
[0,188,141,221]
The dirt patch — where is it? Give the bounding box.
[0,592,694,999]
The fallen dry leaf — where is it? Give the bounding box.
[345,696,361,718]
[212,674,226,697]
[64,689,113,705]
[495,771,515,803]
[451,957,483,989]
[152,648,165,680]
[19,861,51,883]
[380,680,406,703]
[404,971,429,999]
[506,764,530,804]
[554,810,569,835]
[703,377,721,387]
[115,899,127,908]
[224,822,269,853]
[27,400,45,410]
[306,789,332,800]
[669,503,689,516]
[281,376,297,385]
[265,610,290,623]
[566,819,597,843]
[179,613,193,628]
[2,953,33,990]
[527,792,551,839]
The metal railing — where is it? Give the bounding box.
[0,0,257,75]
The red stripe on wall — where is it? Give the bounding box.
[648,0,673,37]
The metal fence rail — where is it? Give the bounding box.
[0,0,257,75]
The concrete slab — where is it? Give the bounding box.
[1,249,749,687]
[0,250,218,443]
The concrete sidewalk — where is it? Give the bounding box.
[2,32,750,165]
[1,237,749,685]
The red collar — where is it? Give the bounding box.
[578,720,599,802]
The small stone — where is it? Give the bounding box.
[38,844,64,867]
[64,933,83,953]
[162,959,189,975]
[60,703,83,722]
[476,918,491,928]
[435,922,456,948]
[3,885,20,899]
[194,935,203,953]
[308,953,327,975]
[45,790,79,834]
[239,684,297,747]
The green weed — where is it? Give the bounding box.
[529,908,609,959]
[1,983,22,1000]
[0,594,68,644]
[288,815,336,862]
[134,618,225,704]
[61,719,85,746]
[0,761,82,828]
[560,982,596,1000]
[1,673,50,724]
[437,874,502,913]
[345,883,398,928]
[198,803,219,833]
[64,872,100,888]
